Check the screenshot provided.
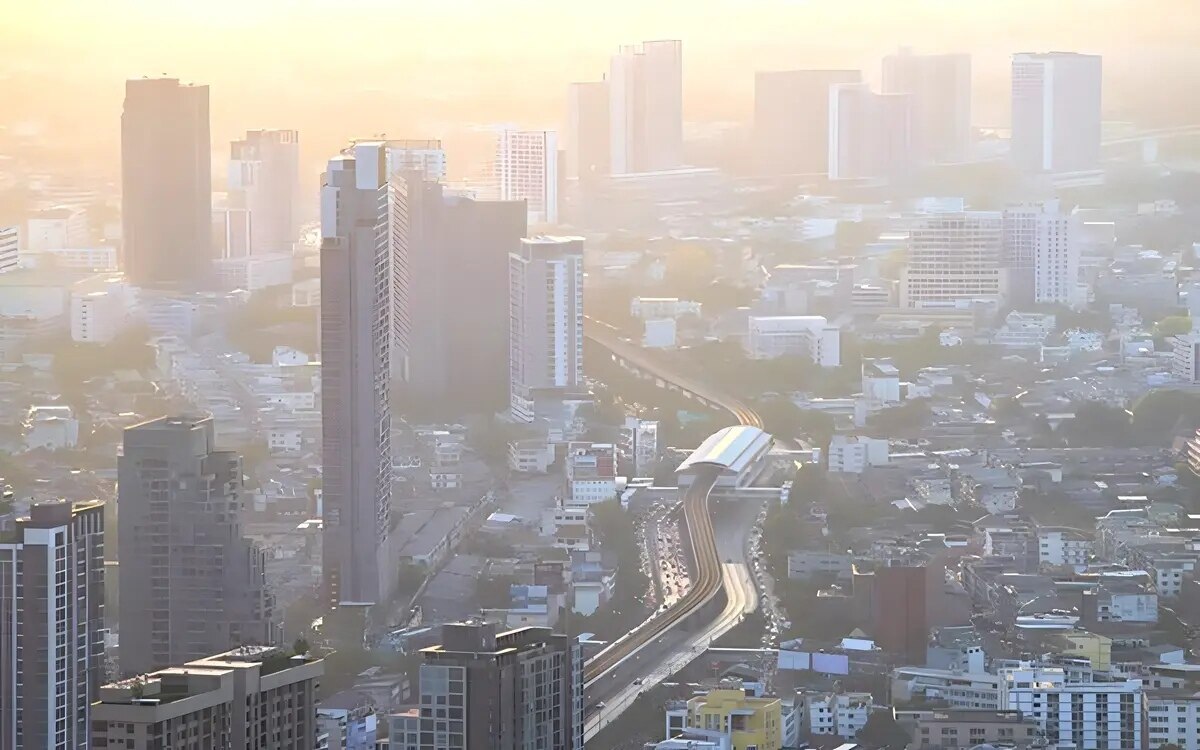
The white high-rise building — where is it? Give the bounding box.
[566,81,610,180]
[1003,200,1080,308]
[901,212,1005,308]
[1001,666,1142,750]
[495,128,559,225]
[609,40,683,174]
[828,83,912,180]
[319,142,395,607]
[509,236,584,423]
[882,48,972,164]
[0,225,17,273]
[228,129,301,255]
[1011,52,1103,173]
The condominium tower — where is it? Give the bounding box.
[509,236,585,423]
[228,128,302,255]
[566,81,610,180]
[390,622,583,750]
[319,143,394,607]
[118,416,275,675]
[882,48,972,164]
[609,40,683,174]
[121,77,212,286]
[901,211,1005,308]
[754,69,861,176]
[828,83,912,180]
[0,501,105,750]
[495,128,559,225]
[1011,52,1103,173]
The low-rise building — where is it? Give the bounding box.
[906,709,1041,750]
[746,315,840,366]
[668,687,784,750]
[317,690,378,750]
[827,435,889,473]
[23,404,79,451]
[1038,527,1093,568]
[565,442,617,504]
[509,438,554,474]
[797,691,873,740]
[788,551,853,581]
[630,296,701,319]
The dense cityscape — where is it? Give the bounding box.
[6,4,1200,750]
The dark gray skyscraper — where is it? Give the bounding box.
[320,143,394,608]
[121,77,212,286]
[117,416,274,675]
[0,500,105,750]
[392,175,527,416]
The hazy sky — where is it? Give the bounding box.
[3,0,1199,180]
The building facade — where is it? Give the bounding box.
[566,81,610,181]
[1001,667,1141,750]
[746,315,841,366]
[901,211,1005,308]
[609,40,683,174]
[1,225,19,274]
[121,77,212,287]
[509,237,585,422]
[495,128,559,225]
[391,622,582,750]
[753,69,861,176]
[1011,52,1103,173]
[320,144,394,607]
[118,416,275,675]
[828,82,913,181]
[228,128,302,255]
[0,501,105,750]
[882,48,972,164]
[1002,200,1080,308]
[873,564,929,663]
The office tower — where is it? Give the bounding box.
[391,622,582,750]
[509,237,585,423]
[609,39,683,174]
[753,69,861,175]
[92,646,324,750]
[495,128,559,225]
[872,565,928,664]
[320,144,394,608]
[1003,200,1079,308]
[0,500,105,750]
[391,174,527,414]
[0,225,16,273]
[828,83,912,180]
[901,211,1004,308]
[1011,52,1103,172]
[228,129,301,255]
[379,139,447,182]
[566,81,610,180]
[121,77,212,286]
[118,416,275,675]
[882,48,972,164]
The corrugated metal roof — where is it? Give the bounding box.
[676,425,772,475]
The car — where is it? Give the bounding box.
[632,678,643,686]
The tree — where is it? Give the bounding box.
[1132,389,1200,443]
[787,463,828,507]
[1154,315,1193,340]
[1061,402,1131,447]
[292,636,310,656]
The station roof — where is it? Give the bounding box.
[677,425,772,475]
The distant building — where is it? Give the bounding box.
[565,442,617,504]
[908,709,1041,749]
[1011,52,1103,173]
[0,501,105,750]
[873,564,928,663]
[753,69,861,175]
[827,435,889,474]
[495,127,559,224]
[828,82,912,180]
[566,81,610,180]
[228,128,301,255]
[797,690,872,740]
[380,139,447,182]
[317,690,378,750]
[630,296,701,319]
[746,315,840,366]
[118,416,275,675]
[509,237,585,422]
[390,621,582,750]
[1000,665,1141,749]
[670,688,784,750]
[619,415,659,476]
[121,77,212,287]
[609,40,683,174]
[24,205,89,252]
[882,48,972,164]
[901,211,1004,308]
[92,646,323,750]
[1002,200,1080,308]
[1173,333,1200,384]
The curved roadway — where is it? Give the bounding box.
[581,319,765,740]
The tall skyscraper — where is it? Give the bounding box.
[1011,52,1103,173]
[0,500,105,750]
[495,128,559,225]
[390,622,582,750]
[509,236,584,423]
[118,416,275,675]
[882,48,972,164]
[753,69,861,175]
[901,211,1004,308]
[1003,200,1080,308]
[609,39,683,174]
[228,129,301,255]
[828,83,912,180]
[121,77,212,287]
[0,224,17,273]
[320,144,394,608]
[391,174,527,415]
[565,81,610,180]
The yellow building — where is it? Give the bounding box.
[686,688,783,750]
[1058,631,1112,672]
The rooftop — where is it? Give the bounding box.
[677,425,773,475]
